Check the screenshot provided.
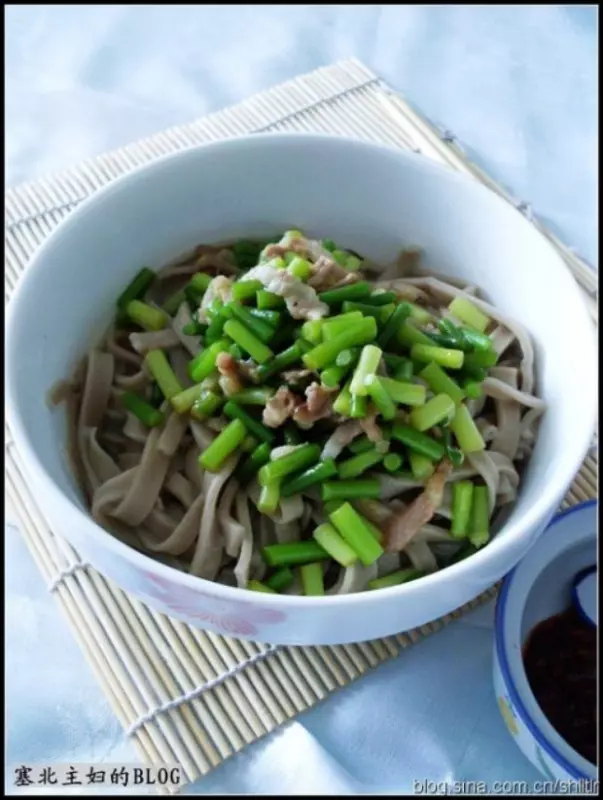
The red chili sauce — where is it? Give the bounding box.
[522,606,597,766]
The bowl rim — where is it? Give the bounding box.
[5,131,598,608]
[494,499,598,780]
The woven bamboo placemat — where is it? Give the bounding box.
[5,58,598,792]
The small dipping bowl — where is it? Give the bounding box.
[493,499,598,781]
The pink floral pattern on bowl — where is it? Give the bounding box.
[133,569,287,637]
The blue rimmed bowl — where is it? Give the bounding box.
[493,499,598,781]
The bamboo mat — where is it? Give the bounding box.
[5,58,598,792]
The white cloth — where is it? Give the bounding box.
[5,4,596,794]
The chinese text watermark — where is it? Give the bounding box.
[13,763,182,791]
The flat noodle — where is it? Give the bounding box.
[91,468,146,550]
[80,350,115,427]
[115,370,149,392]
[466,393,487,418]
[517,407,544,460]
[476,418,499,444]
[355,498,455,538]
[375,474,424,499]
[141,493,205,555]
[104,408,126,424]
[219,479,246,557]
[374,278,428,302]
[489,452,520,497]
[206,416,228,432]
[414,523,458,544]
[405,541,438,573]
[123,413,149,443]
[164,472,196,510]
[326,562,379,595]
[117,452,142,471]
[112,427,173,526]
[520,407,543,439]
[172,302,203,356]
[189,420,216,451]
[482,377,546,410]
[143,507,183,542]
[77,351,116,496]
[489,366,521,460]
[375,552,401,577]
[373,246,423,283]
[104,329,143,368]
[257,511,276,550]
[158,264,201,279]
[197,248,239,276]
[269,496,305,525]
[301,501,314,531]
[156,244,236,280]
[489,324,516,358]
[79,427,121,493]
[189,455,238,580]
[47,378,76,407]
[466,451,499,515]
[184,443,203,489]
[157,245,205,274]
[233,492,259,587]
[129,329,180,354]
[246,481,305,525]
[157,410,189,456]
[273,520,301,544]
[375,462,481,501]
[169,347,194,389]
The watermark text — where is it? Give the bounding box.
[413,779,599,795]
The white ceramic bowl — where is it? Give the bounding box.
[493,500,597,781]
[5,134,597,645]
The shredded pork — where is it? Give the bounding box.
[384,460,452,552]
[198,275,234,323]
[244,264,329,320]
[359,412,384,445]
[321,420,363,460]
[263,387,299,428]
[281,368,315,386]
[293,383,335,429]
[307,255,360,292]
[216,353,245,397]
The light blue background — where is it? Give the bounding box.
[5,4,597,795]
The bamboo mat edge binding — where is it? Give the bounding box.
[5,58,598,791]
